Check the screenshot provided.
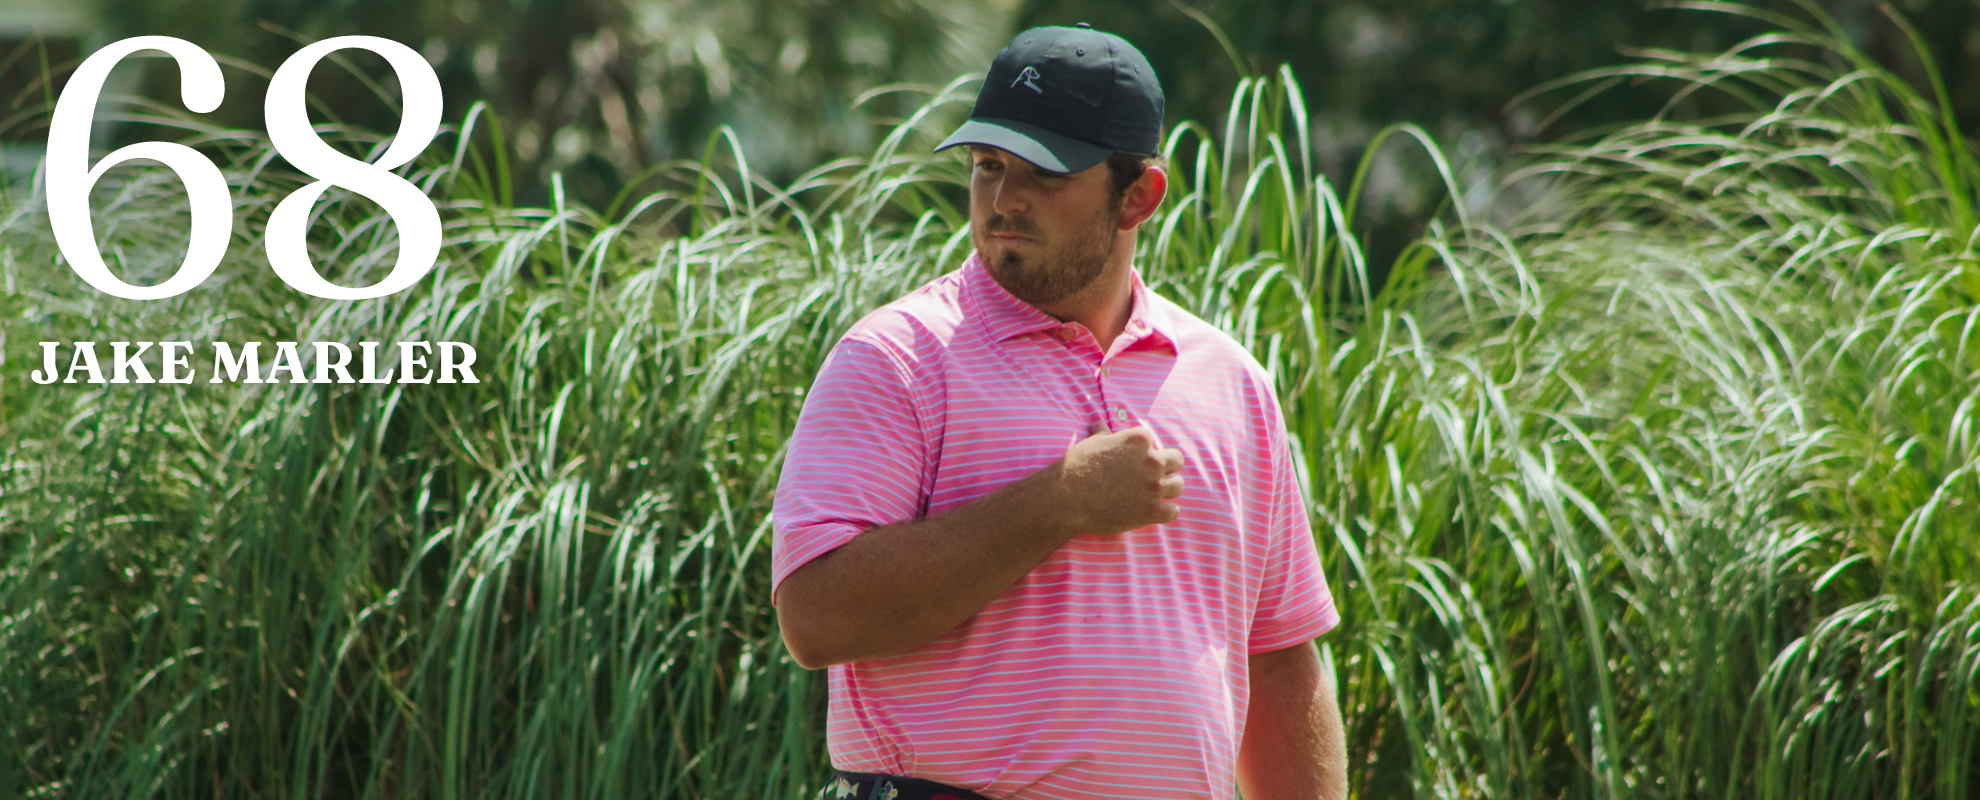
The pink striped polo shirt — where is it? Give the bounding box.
[773,252,1337,800]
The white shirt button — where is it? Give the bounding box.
[1115,409,1129,421]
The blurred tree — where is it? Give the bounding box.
[24,0,1980,221]
[1016,0,1979,161]
[1012,0,1980,278]
[81,0,1015,209]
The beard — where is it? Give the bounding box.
[975,203,1122,306]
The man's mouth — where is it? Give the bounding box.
[986,214,1041,240]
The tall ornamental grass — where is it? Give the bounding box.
[2,3,1976,797]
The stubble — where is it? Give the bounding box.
[976,202,1122,307]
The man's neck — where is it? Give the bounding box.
[1033,257,1137,352]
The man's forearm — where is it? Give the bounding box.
[776,424,1183,668]
[1238,641,1347,800]
[775,462,1083,668]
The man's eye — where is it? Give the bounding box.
[975,159,1001,171]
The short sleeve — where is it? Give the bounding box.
[1247,414,1339,653]
[771,336,930,603]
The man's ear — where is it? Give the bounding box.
[1117,165,1168,231]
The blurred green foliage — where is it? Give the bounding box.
[12,0,1980,224]
[1007,0,1980,266]
[1016,0,1980,150]
[6,4,1980,793]
[17,0,1013,207]
[4,3,1980,798]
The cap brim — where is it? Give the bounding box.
[935,117,1114,174]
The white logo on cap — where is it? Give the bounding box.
[1014,66,1043,94]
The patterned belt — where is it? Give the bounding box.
[822,771,998,800]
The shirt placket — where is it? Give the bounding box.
[1055,322,1142,431]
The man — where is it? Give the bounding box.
[772,23,1346,800]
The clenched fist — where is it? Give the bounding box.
[1053,422,1185,535]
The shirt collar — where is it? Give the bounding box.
[961,251,1177,352]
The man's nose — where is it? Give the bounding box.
[992,173,1028,216]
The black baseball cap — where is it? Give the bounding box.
[936,23,1164,174]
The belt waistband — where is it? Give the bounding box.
[823,771,997,800]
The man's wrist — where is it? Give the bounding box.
[1017,456,1089,543]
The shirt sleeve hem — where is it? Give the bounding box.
[1246,600,1340,655]
[770,521,868,607]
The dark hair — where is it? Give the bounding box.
[1106,152,1163,201]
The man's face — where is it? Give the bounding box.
[967,145,1123,307]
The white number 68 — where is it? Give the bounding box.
[46,35,443,301]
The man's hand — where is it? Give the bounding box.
[776,419,1187,668]
[1057,422,1186,534]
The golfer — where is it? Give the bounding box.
[773,24,1345,800]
